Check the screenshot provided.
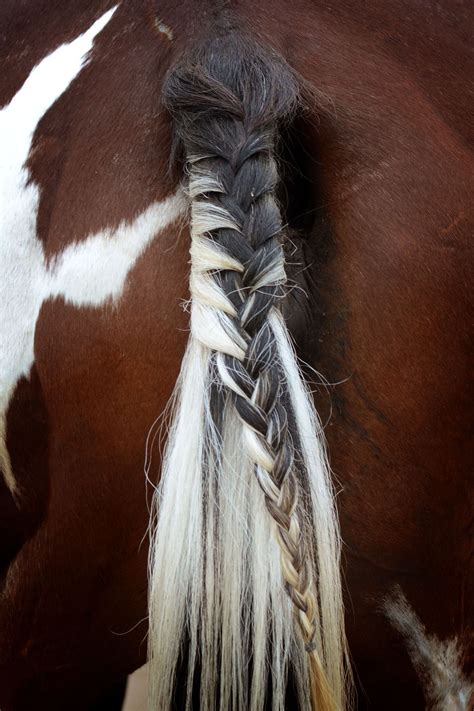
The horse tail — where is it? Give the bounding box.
[149,32,350,711]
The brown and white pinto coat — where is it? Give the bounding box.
[0,1,472,709]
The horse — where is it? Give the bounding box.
[0,1,472,709]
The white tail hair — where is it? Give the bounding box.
[148,34,351,711]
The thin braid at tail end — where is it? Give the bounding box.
[149,33,351,711]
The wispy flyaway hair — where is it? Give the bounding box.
[149,33,350,711]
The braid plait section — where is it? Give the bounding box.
[188,124,334,702]
[163,46,337,708]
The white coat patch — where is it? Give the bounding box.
[384,587,473,709]
[0,6,187,493]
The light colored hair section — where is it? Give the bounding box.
[384,587,473,710]
[271,310,350,702]
[148,306,349,711]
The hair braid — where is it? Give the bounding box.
[149,33,350,711]
[190,128,330,668]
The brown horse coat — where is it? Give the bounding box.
[0,1,472,708]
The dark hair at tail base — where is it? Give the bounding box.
[148,32,350,711]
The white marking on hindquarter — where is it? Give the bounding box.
[155,18,174,42]
[0,6,187,494]
[384,587,473,710]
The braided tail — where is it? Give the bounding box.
[149,34,350,711]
